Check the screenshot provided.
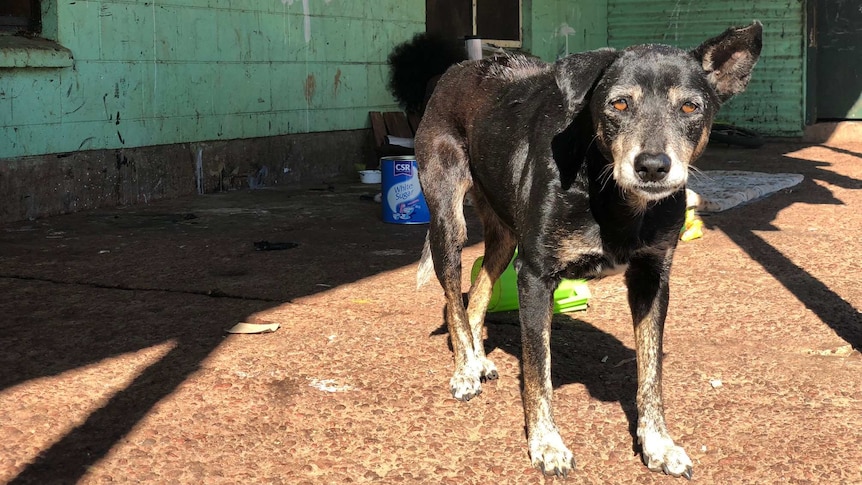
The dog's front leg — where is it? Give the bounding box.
[626,250,693,479]
[518,265,575,477]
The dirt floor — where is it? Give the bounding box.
[1,140,861,485]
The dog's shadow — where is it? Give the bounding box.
[430,307,639,450]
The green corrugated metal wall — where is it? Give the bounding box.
[0,1,425,159]
[524,0,608,61]
[607,0,806,136]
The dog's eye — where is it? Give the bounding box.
[681,102,699,114]
[611,99,629,111]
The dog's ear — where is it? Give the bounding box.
[554,48,620,116]
[692,21,763,102]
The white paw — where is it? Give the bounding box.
[450,361,483,401]
[529,429,576,477]
[478,357,498,380]
[639,429,694,479]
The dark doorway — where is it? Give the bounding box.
[426,0,473,40]
[814,0,862,120]
[426,0,521,46]
[0,0,41,33]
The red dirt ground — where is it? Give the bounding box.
[1,141,861,484]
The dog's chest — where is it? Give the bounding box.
[562,249,629,279]
[555,229,630,279]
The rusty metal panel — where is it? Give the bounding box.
[608,0,805,136]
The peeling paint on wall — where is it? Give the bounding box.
[282,0,332,43]
[302,0,311,43]
[556,23,576,57]
[333,68,342,97]
[526,1,608,62]
[304,74,316,103]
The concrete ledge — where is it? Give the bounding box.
[0,35,74,68]
[0,129,374,223]
[803,122,862,145]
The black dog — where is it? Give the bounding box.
[412,23,762,478]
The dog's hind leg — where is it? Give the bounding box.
[626,249,693,479]
[419,138,484,401]
[465,189,517,381]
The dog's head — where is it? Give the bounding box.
[559,22,762,207]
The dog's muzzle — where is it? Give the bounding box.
[614,148,688,202]
[634,152,671,183]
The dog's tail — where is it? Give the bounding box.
[416,231,435,289]
[387,33,467,115]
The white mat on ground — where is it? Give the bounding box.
[687,170,804,213]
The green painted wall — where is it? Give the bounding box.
[0,1,424,159]
[524,0,608,61]
[3,1,804,163]
[607,0,806,136]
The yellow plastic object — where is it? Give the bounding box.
[680,207,704,242]
[470,254,590,313]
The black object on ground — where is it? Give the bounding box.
[709,123,765,148]
[253,241,299,251]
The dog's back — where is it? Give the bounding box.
[420,54,552,136]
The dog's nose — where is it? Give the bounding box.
[634,152,672,182]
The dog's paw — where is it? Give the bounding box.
[479,357,498,381]
[639,430,693,479]
[529,430,576,477]
[450,370,482,401]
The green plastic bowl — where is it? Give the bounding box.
[470,253,590,313]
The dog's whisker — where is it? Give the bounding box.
[597,163,615,192]
[596,162,610,180]
[687,165,707,177]
[599,172,613,193]
[686,165,713,183]
[585,133,600,151]
[586,133,617,190]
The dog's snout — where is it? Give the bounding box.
[634,152,672,182]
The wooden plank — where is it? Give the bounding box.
[382,112,414,139]
[369,111,388,148]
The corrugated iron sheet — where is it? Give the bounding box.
[608,0,805,136]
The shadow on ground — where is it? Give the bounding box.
[698,143,862,350]
[0,183,428,483]
[3,141,861,483]
[430,306,641,451]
